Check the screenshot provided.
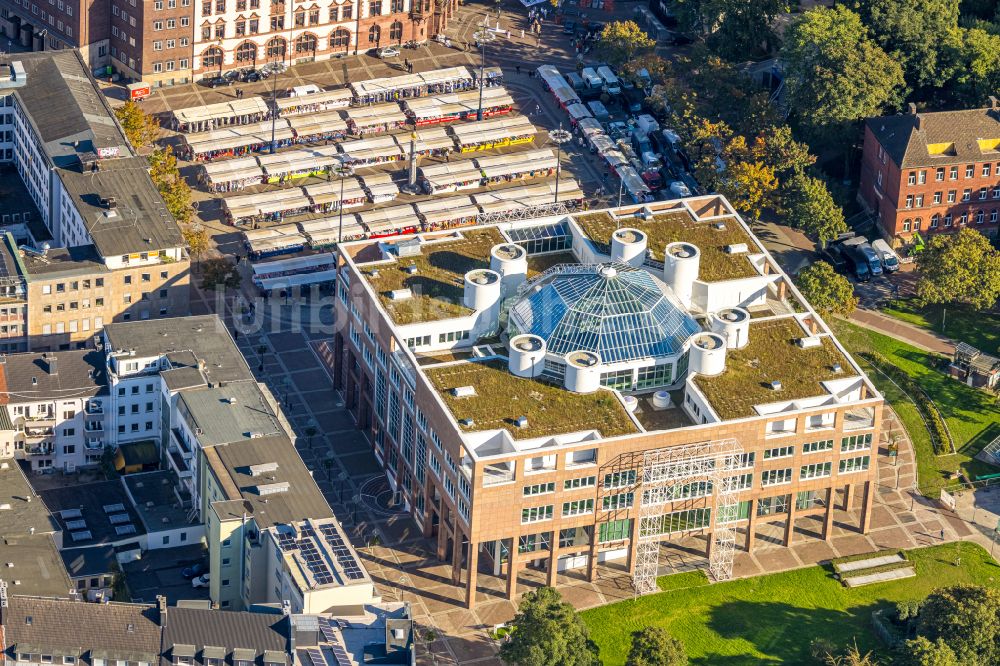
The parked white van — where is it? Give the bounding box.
[597,66,622,95]
[871,238,900,272]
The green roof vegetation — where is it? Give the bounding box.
[527,251,577,278]
[574,211,759,282]
[581,543,1000,665]
[694,317,853,419]
[425,360,638,440]
[363,228,506,325]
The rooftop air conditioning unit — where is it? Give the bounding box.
[713,222,727,230]
[724,243,749,254]
[459,418,475,427]
[451,386,476,398]
[388,288,412,300]
[832,362,843,373]
[403,265,418,275]
[769,380,783,391]
[797,336,822,349]
[514,416,528,429]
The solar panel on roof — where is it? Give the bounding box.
[304,648,326,666]
[60,508,83,520]
[70,530,92,541]
[66,519,88,530]
[109,513,131,525]
[103,503,126,513]
[115,524,137,536]
[317,618,338,644]
[328,644,351,666]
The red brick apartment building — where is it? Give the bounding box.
[859,99,1000,244]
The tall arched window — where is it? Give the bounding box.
[266,37,286,57]
[390,0,403,11]
[389,20,402,42]
[202,45,223,67]
[295,33,317,53]
[368,25,380,44]
[930,213,940,228]
[235,41,257,62]
[976,209,985,224]
[330,28,350,50]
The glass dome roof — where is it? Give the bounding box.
[508,262,699,364]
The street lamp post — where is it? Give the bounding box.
[473,23,496,122]
[548,126,572,204]
[334,161,355,244]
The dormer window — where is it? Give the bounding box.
[172,645,196,666]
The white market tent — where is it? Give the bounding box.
[475,149,558,182]
[415,195,480,227]
[274,88,353,115]
[200,156,266,191]
[419,161,483,194]
[360,173,399,203]
[358,204,421,234]
[252,252,336,279]
[172,97,270,132]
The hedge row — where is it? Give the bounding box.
[830,548,904,573]
[860,352,953,454]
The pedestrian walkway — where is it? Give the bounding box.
[848,308,955,355]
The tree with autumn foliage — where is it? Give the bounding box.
[595,21,656,67]
[148,146,194,224]
[114,101,160,149]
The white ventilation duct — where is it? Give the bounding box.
[688,332,726,376]
[508,334,546,378]
[711,307,750,349]
[463,269,502,311]
[663,242,700,307]
[563,350,602,394]
[610,228,648,267]
[489,243,529,293]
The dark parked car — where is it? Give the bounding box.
[200,75,232,88]
[181,563,206,579]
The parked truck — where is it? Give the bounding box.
[841,237,882,280]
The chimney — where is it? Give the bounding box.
[46,354,57,376]
[990,95,999,111]
[908,102,917,115]
[157,595,167,626]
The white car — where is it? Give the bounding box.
[191,573,210,589]
[377,47,400,59]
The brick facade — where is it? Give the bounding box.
[860,103,1000,243]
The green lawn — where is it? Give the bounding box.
[832,321,1000,495]
[582,544,1000,665]
[882,299,1000,354]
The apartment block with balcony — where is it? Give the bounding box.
[1,349,110,472]
[102,314,375,612]
[860,98,1000,243]
[333,195,883,608]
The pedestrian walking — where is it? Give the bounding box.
[941,529,945,541]
[516,65,521,75]
[520,28,525,39]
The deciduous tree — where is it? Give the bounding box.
[854,0,960,90]
[915,228,1000,310]
[781,171,847,242]
[704,0,789,61]
[781,6,904,140]
[795,261,858,316]
[114,101,159,149]
[148,146,194,224]
[498,587,600,666]
[200,257,241,290]
[913,585,1000,664]
[182,224,211,265]
[626,627,687,666]
[595,21,655,67]
[899,636,959,666]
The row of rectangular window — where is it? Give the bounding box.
[908,164,1000,185]
[764,456,870,486]
[905,187,1000,208]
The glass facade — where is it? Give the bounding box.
[509,263,700,364]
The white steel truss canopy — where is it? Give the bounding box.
[633,438,745,595]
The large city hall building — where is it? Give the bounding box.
[332,195,883,607]
[0,0,455,87]
[860,99,1000,243]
